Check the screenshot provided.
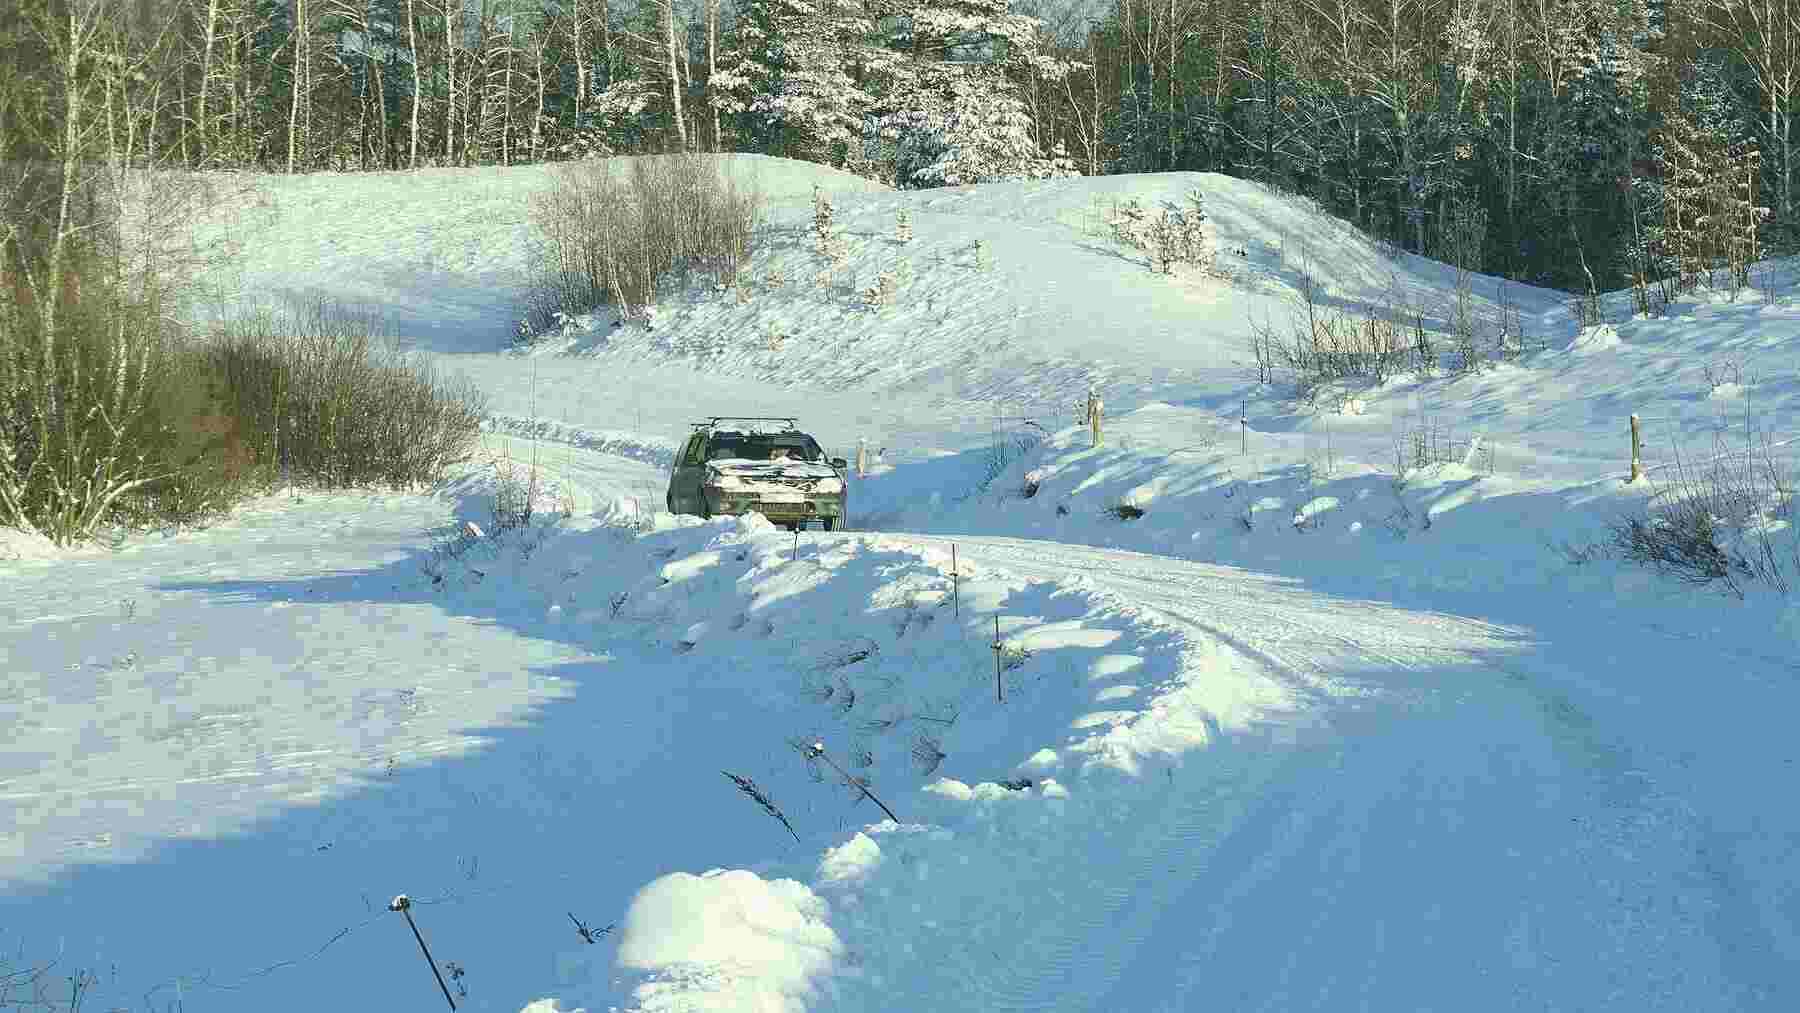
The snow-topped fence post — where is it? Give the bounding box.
[1630,414,1644,483]
[951,544,960,617]
[387,894,457,1010]
[855,438,868,478]
[991,616,1005,703]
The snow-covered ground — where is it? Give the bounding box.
[4,156,1800,1012]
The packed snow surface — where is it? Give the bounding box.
[4,155,1800,1013]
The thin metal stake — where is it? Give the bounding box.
[805,741,899,823]
[992,616,1004,703]
[389,895,456,1011]
[951,544,960,617]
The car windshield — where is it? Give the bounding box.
[707,434,823,462]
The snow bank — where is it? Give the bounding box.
[615,870,842,1013]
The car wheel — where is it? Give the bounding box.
[821,518,835,531]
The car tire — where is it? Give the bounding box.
[821,518,835,531]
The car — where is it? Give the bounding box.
[666,417,849,530]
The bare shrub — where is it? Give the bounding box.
[976,427,1043,496]
[1251,300,1415,398]
[198,299,486,493]
[0,245,177,543]
[1493,278,1527,362]
[522,153,764,332]
[1609,428,1797,598]
[1105,501,1145,520]
[1396,418,1471,471]
[1439,194,1487,376]
[910,733,946,777]
[1701,359,1744,392]
[3,267,478,545]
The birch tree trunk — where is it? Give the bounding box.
[443,0,457,164]
[571,0,586,125]
[407,0,421,167]
[43,2,106,345]
[286,0,309,173]
[531,32,546,160]
[662,0,687,149]
[196,0,222,165]
[1702,0,1799,219]
[706,0,720,150]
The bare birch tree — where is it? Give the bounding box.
[1699,0,1800,222]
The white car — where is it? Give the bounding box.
[666,417,848,530]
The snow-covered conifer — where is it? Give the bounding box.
[712,0,877,165]
[870,1,1085,187]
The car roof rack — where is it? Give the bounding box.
[692,416,800,430]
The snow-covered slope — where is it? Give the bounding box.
[5,156,1800,1013]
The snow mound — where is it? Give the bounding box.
[615,869,843,1013]
[1571,323,1624,353]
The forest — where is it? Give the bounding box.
[0,0,1794,297]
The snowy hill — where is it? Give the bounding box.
[5,156,1800,1013]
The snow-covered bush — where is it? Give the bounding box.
[1110,189,1217,275]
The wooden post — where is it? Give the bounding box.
[1629,414,1643,482]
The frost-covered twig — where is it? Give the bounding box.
[724,770,802,843]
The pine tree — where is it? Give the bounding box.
[870,0,1084,187]
[711,0,876,165]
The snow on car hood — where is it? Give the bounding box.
[705,458,844,494]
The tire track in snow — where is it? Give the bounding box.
[909,538,1735,1012]
[860,535,1515,1013]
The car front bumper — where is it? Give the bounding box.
[706,491,842,522]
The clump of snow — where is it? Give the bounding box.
[615,870,842,1012]
[816,832,884,888]
[1570,323,1624,353]
[0,525,65,562]
[923,778,974,801]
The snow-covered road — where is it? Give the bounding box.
[484,400,1795,1013]
[822,534,1764,1011]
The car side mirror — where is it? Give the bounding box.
[830,457,848,469]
